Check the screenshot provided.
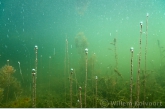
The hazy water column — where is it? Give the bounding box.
[21,3,25,32]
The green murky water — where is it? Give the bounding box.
[0,0,165,108]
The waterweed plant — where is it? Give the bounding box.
[0,64,22,105]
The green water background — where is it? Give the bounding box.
[0,0,165,107]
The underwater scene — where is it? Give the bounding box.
[0,0,165,108]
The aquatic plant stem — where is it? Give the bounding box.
[65,38,69,106]
[114,38,118,69]
[32,69,36,108]
[67,39,69,76]
[34,45,38,107]
[84,48,88,108]
[113,37,122,78]
[79,87,82,108]
[95,76,98,108]
[92,53,95,107]
[6,74,10,104]
[14,92,18,101]
[34,45,38,78]
[74,69,78,98]
[6,60,10,103]
[85,56,87,108]
[144,13,149,107]
[18,61,24,82]
[48,56,51,97]
[137,22,143,107]
[70,68,73,107]
[130,47,134,108]
[64,39,67,105]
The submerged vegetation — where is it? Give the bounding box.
[0,64,22,107]
[0,29,165,108]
